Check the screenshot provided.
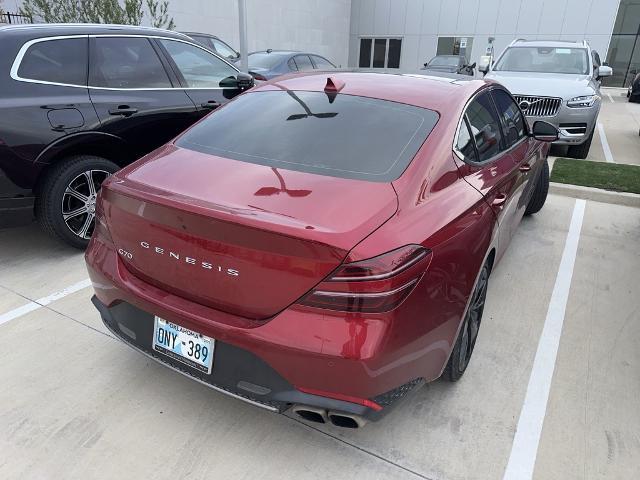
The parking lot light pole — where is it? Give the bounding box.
[238,0,248,73]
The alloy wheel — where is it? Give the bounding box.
[457,265,489,372]
[61,169,111,240]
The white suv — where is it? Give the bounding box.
[483,39,612,159]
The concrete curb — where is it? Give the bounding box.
[550,182,640,208]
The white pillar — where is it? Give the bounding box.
[238,0,248,73]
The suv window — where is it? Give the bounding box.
[176,90,439,182]
[465,92,504,162]
[310,55,335,69]
[160,39,237,88]
[91,37,171,89]
[491,89,526,147]
[494,46,589,75]
[211,38,237,59]
[293,55,314,71]
[189,35,214,50]
[18,37,88,86]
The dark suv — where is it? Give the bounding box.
[0,24,253,247]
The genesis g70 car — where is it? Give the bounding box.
[86,72,556,428]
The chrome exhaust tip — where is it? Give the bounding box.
[292,405,328,424]
[328,411,367,429]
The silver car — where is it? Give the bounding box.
[483,39,612,158]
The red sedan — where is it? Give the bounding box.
[86,72,555,428]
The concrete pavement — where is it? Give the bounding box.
[0,195,639,480]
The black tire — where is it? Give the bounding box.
[442,260,490,382]
[566,128,594,159]
[524,159,549,216]
[35,155,119,249]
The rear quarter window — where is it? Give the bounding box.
[17,37,88,86]
[176,90,439,182]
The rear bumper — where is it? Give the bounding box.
[92,295,422,421]
[86,238,438,421]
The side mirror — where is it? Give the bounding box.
[219,72,254,89]
[423,62,428,67]
[531,121,558,142]
[597,65,613,78]
[478,56,490,74]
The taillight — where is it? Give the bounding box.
[298,245,431,313]
[93,194,114,245]
[251,72,267,81]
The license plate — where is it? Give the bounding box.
[152,316,214,374]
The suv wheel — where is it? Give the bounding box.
[36,155,119,249]
[566,128,594,159]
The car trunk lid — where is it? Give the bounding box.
[101,145,398,320]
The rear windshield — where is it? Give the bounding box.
[430,56,459,67]
[493,47,589,75]
[247,52,286,69]
[176,90,439,182]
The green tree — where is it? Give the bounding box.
[20,0,174,29]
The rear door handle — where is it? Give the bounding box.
[201,101,221,110]
[519,163,532,172]
[109,106,138,116]
[492,193,507,206]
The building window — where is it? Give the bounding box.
[436,36,474,63]
[359,38,402,69]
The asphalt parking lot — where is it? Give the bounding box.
[1,191,639,480]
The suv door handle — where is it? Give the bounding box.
[109,106,138,117]
[492,193,508,206]
[201,101,221,110]
[519,163,532,172]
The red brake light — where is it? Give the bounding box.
[251,73,267,81]
[298,245,431,313]
[93,194,114,245]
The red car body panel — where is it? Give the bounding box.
[86,72,549,417]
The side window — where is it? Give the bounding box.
[287,57,298,71]
[455,117,478,162]
[211,38,237,59]
[491,89,526,147]
[310,55,335,69]
[91,37,171,88]
[18,37,88,86]
[293,55,313,71]
[160,39,237,88]
[592,50,601,68]
[465,92,504,162]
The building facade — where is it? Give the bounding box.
[348,0,621,73]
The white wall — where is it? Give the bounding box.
[9,0,352,67]
[165,0,351,67]
[349,0,622,72]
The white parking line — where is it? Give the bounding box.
[597,123,614,163]
[503,199,586,480]
[0,278,92,326]
[606,92,614,103]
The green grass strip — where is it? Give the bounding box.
[550,158,640,195]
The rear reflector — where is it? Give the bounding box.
[298,245,430,313]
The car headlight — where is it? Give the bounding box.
[566,95,598,108]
